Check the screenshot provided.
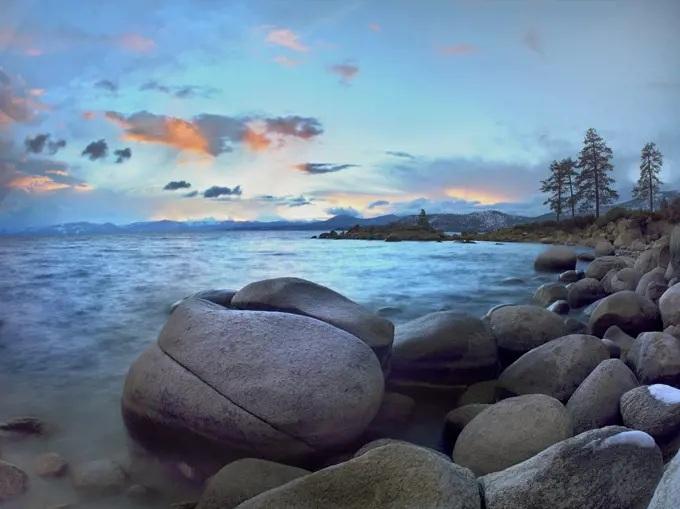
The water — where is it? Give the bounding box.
[0,231,588,507]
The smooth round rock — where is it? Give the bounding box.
[568,278,606,309]
[660,283,680,328]
[589,291,662,338]
[0,461,28,503]
[533,283,568,307]
[34,453,68,477]
[626,332,680,386]
[534,246,577,272]
[444,404,490,450]
[585,256,629,281]
[620,385,680,440]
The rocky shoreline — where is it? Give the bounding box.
[2,228,680,508]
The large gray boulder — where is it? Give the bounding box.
[534,246,577,272]
[589,291,662,338]
[533,283,568,307]
[648,449,680,508]
[196,459,309,509]
[235,443,481,509]
[444,404,490,450]
[601,268,618,294]
[558,270,584,283]
[121,300,385,469]
[595,241,616,256]
[498,334,610,402]
[479,426,664,509]
[659,283,680,328]
[452,394,572,476]
[620,385,680,441]
[635,267,667,295]
[391,312,498,386]
[0,461,28,503]
[603,325,635,361]
[567,278,606,309]
[352,439,450,462]
[626,332,680,386]
[231,277,394,367]
[585,256,630,281]
[646,282,668,304]
[170,289,238,313]
[610,268,644,293]
[487,305,568,367]
[635,245,671,274]
[668,224,680,276]
[566,359,638,433]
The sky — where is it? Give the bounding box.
[0,0,679,229]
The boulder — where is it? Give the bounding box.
[620,385,680,441]
[666,325,680,340]
[170,289,237,313]
[487,305,568,367]
[610,268,644,293]
[659,283,680,328]
[34,452,68,477]
[231,277,394,367]
[457,380,498,406]
[391,312,498,386]
[0,417,48,436]
[602,325,635,361]
[121,300,385,469]
[479,426,664,509]
[236,443,481,509]
[595,241,616,256]
[0,461,28,503]
[558,270,584,283]
[646,282,668,304]
[589,291,662,338]
[601,268,618,293]
[567,278,606,309]
[452,394,572,476]
[626,332,680,386]
[582,298,605,318]
[577,252,595,261]
[635,267,667,295]
[635,245,671,274]
[498,334,609,402]
[352,439,450,462]
[71,460,127,495]
[565,359,638,434]
[614,229,643,248]
[534,246,577,272]
[443,404,490,450]
[195,459,310,509]
[547,300,569,315]
[585,256,630,281]
[564,318,589,335]
[668,224,680,276]
[631,239,648,251]
[500,277,524,285]
[648,449,680,508]
[533,283,568,307]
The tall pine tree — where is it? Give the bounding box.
[632,142,663,212]
[576,128,618,218]
[540,160,566,221]
[560,157,579,219]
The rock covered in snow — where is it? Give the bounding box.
[620,385,680,441]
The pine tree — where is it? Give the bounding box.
[417,209,430,229]
[540,160,566,221]
[632,142,663,212]
[576,128,618,218]
[560,157,579,219]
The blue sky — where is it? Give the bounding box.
[0,0,678,228]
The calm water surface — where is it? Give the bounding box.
[0,231,590,507]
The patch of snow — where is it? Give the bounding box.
[600,431,657,449]
[649,384,680,405]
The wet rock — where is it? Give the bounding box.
[71,459,127,495]
[558,270,583,283]
[566,359,638,434]
[498,334,610,403]
[648,449,680,508]
[534,246,577,272]
[443,404,490,450]
[0,460,28,503]
[391,312,498,386]
[603,325,635,361]
[236,443,481,509]
[487,305,567,367]
[659,283,680,328]
[353,439,450,462]
[196,459,310,509]
[479,426,664,509]
[376,306,403,317]
[457,380,498,406]
[626,332,680,386]
[122,300,384,468]
[610,268,644,293]
[547,300,569,315]
[500,277,524,285]
[34,453,68,477]
[646,282,668,304]
[231,277,394,367]
[589,291,662,338]
[595,241,616,256]
[567,277,606,309]
[533,283,568,307]
[170,289,238,313]
[452,394,572,476]
[0,417,48,436]
[564,318,589,335]
[621,385,680,441]
[585,256,630,280]
[577,252,595,261]
[636,267,667,296]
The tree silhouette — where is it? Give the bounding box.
[560,157,579,219]
[540,160,566,222]
[632,142,663,212]
[576,128,618,218]
[417,209,431,229]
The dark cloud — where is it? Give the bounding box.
[183,190,199,198]
[522,26,545,56]
[295,163,358,174]
[81,139,109,161]
[326,206,362,217]
[114,147,132,163]
[24,134,67,155]
[164,180,192,191]
[256,194,313,207]
[385,151,415,159]
[329,63,359,85]
[203,185,242,198]
[368,200,390,209]
[265,116,324,140]
[94,79,119,92]
[0,67,49,125]
[139,81,220,99]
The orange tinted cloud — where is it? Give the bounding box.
[369,24,380,32]
[330,63,359,85]
[28,89,44,96]
[45,169,69,177]
[122,117,209,155]
[243,126,272,152]
[74,183,94,191]
[7,175,70,192]
[264,28,309,52]
[445,188,511,205]
[82,111,96,120]
[271,56,301,68]
[0,68,51,124]
[117,33,156,53]
[437,43,477,55]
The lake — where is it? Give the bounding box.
[0,231,589,508]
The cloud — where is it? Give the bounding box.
[329,63,359,85]
[82,111,96,120]
[183,190,199,198]
[369,24,380,32]
[368,200,390,209]
[106,111,324,156]
[94,80,118,92]
[522,26,544,56]
[264,27,310,52]
[437,43,477,55]
[81,139,108,161]
[114,147,132,163]
[271,56,301,68]
[326,206,362,217]
[164,180,192,191]
[257,194,313,207]
[385,151,415,159]
[139,81,220,99]
[0,67,50,124]
[24,134,66,155]
[294,163,358,174]
[203,185,243,198]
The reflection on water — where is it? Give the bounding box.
[0,231,589,507]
